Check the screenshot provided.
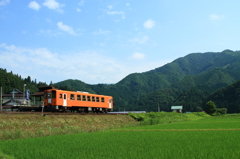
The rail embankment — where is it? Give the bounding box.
[0,114,138,140]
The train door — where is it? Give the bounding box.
[63,93,67,106]
[48,92,52,104]
[109,98,113,109]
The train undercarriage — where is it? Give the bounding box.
[12,104,112,113]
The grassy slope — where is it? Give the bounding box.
[0,114,138,140]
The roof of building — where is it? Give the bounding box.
[31,92,44,96]
[171,106,183,110]
[32,85,57,97]
[38,86,56,92]
[2,88,23,97]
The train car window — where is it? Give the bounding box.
[52,91,56,98]
[77,95,81,101]
[101,97,105,103]
[87,96,91,101]
[82,95,86,101]
[92,96,95,102]
[70,94,75,100]
[48,93,51,99]
[96,97,100,102]
[59,94,62,98]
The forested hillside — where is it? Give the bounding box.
[0,68,47,94]
[205,80,240,113]
[54,50,240,112]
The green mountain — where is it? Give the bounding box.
[54,49,240,112]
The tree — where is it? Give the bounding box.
[205,101,217,115]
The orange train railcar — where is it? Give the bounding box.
[44,89,113,113]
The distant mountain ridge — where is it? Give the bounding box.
[54,49,240,112]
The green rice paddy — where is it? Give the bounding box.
[0,114,240,159]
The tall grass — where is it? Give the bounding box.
[0,114,138,140]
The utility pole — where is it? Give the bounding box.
[23,84,26,104]
[158,102,160,112]
[0,87,2,111]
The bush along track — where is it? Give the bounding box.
[128,111,210,125]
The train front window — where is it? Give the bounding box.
[48,93,51,99]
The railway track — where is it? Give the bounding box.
[0,111,128,115]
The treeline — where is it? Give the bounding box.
[0,68,47,94]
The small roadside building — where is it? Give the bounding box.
[2,88,29,109]
[171,106,183,113]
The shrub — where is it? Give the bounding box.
[128,113,146,121]
[191,112,210,117]
[205,101,217,115]
[128,112,210,126]
[217,108,227,115]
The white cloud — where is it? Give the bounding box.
[108,5,113,9]
[126,3,132,10]
[93,29,110,35]
[43,0,64,12]
[209,14,225,20]
[99,43,106,46]
[129,36,149,44]
[57,22,76,35]
[131,52,145,60]
[38,29,60,36]
[0,0,10,6]
[78,0,84,6]
[144,19,155,29]
[46,18,52,23]
[28,1,41,11]
[0,43,126,84]
[107,11,125,19]
[76,8,81,12]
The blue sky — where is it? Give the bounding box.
[0,0,240,84]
